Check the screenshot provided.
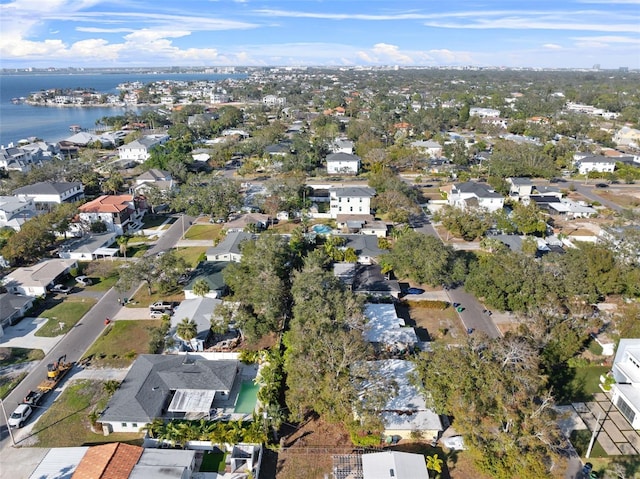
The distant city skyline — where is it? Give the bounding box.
[1,0,639,70]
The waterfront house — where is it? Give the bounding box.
[118,134,170,163]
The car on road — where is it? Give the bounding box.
[75,275,93,286]
[595,183,608,188]
[150,301,173,311]
[50,284,71,295]
[405,287,425,295]
[8,404,33,428]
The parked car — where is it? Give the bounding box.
[150,301,173,311]
[50,284,71,295]
[595,183,608,188]
[75,276,93,286]
[405,287,425,295]
[8,404,33,428]
[150,310,168,319]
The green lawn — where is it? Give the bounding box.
[35,298,98,337]
[142,215,175,229]
[571,429,608,458]
[200,451,226,473]
[173,246,208,268]
[82,320,160,368]
[0,372,27,399]
[0,347,45,368]
[184,224,224,241]
[34,380,143,447]
[83,274,119,292]
[554,365,610,404]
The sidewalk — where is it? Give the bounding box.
[0,317,63,354]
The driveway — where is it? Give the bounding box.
[0,317,62,354]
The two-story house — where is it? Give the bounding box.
[117,134,170,163]
[0,196,36,231]
[13,181,84,211]
[329,187,375,219]
[78,194,143,235]
[507,177,534,199]
[575,154,617,175]
[326,152,361,175]
[442,181,504,212]
[610,339,640,429]
[133,168,174,194]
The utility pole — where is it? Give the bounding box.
[0,398,16,446]
[586,411,602,458]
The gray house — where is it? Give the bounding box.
[100,354,240,433]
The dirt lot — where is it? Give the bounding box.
[397,301,465,344]
[271,416,494,479]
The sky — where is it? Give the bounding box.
[0,0,639,70]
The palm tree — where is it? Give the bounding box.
[142,418,166,439]
[117,235,130,258]
[176,317,198,342]
[426,453,444,479]
[192,278,210,298]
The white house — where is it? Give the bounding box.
[613,126,640,149]
[355,359,443,441]
[134,169,174,193]
[78,194,143,235]
[118,134,170,163]
[0,196,36,231]
[13,181,84,210]
[611,339,640,429]
[206,231,254,262]
[5,259,77,297]
[470,107,501,118]
[410,139,443,158]
[575,155,617,175]
[443,181,504,212]
[363,303,419,353]
[326,152,361,175]
[329,187,375,219]
[332,138,355,154]
[362,451,429,479]
[262,95,286,107]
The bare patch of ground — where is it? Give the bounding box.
[397,302,465,343]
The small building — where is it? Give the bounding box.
[224,214,270,233]
[206,231,254,262]
[0,195,36,231]
[362,451,429,479]
[0,293,35,336]
[58,232,118,261]
[611,339,640,429]
[575,155,617,175]
[183,261,228,299]
[326,152,361,175]
[410,139,443,158]
[338,234,387,265]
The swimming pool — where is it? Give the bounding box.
[313,224,332,234]
[234,381,259,414]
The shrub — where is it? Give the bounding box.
[239,350,260,364]
[349,429,382,447]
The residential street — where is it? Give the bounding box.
[0,215,190,451]
[410,209,502,339]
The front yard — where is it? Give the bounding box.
[82,320,160,368]
[35,297,98,337]
[33,379,143,447]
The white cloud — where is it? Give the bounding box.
[543,43,563,49]
[572,35,640,43]
[76,27,134,33]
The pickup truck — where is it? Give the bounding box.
[23,390,45,406]
[8,404,33,428]
[150,301,173,311]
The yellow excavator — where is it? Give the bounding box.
[37,355,73,392]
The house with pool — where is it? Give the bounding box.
[99,352,262,434]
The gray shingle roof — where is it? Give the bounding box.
[100,355,238,424]
[326,152,360,162]
[206,231,254,257]
[454,181,503,198]
[13,181,81,196]
[331,187,376,198]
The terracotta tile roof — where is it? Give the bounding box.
[79,195,133,214]
[72,443,142,479]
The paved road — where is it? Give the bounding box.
[572,183,623,212]
[410,209,501,339]
[0,214,192,449]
